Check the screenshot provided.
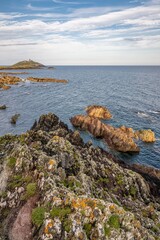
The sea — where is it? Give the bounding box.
[0,66,160,169]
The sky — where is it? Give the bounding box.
[0,0,160,65]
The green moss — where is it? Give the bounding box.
[97,203,105,212]
[97,177,109,185]
[7,157,16,168]
[61,178,81,191]
[8,174,23,189]
[63,218,72,233]
[104,224,111,237]
[31,207,45,227]
[116,174,124,185]
[26,183,37,198]
[50,206,72,220]
[84,223,92,238]
[111,196,120,206]
[108,214,120,229]
[129,186,137,198]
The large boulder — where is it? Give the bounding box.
[85,105,112,119]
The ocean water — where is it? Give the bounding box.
[0,66,160,169]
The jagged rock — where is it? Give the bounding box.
[0,113,159,240]
[0,105,7,110]
[0,75,21,85]
[10,114,20,124]
[70,115,139,152]
[136,129,156,142]
[85,105,112,119]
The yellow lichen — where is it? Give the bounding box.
[48,159,56,171]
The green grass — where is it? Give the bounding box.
[50,206,72,220]
[84,223,92,238]
[26,183,37,198]
[32,207,45,227]
[108,214,120,229]
[7,157,16,168]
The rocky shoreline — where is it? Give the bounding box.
[0,113,159,240]
[0,75,68,90]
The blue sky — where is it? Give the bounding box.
[0,0,160,65]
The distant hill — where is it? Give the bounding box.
[0,59,45,70]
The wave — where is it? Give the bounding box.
[137,112,150,118]
[148,110,160,114]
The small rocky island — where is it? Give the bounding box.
[0,113,159,240]
[0,59,45,70]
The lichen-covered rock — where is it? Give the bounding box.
[136,129,156,142]
[0,113,160,240]
[85,105,112,119]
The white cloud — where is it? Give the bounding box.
[52,0,84,4]
[26,3,52,11]
[0,0,160,64]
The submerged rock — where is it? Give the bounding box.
[0,84,11,90]
[85,105,112,119]
[0,113,159,240]
[70,115,139,152]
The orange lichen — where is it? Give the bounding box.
[71,198,97,209]
[44,219,54,234]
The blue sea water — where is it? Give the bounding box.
[0,66,160,169]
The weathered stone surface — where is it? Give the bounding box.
[27,77,68,84]
[85,105,112,119]
[9,195,38,240]
[71,115,139,152]
[0,75,21,90]
[0,75,21,85]
[0,113,159,240]
[136,129,156,142]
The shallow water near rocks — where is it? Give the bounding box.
[0,66,160,169]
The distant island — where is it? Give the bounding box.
[0,59,45,70]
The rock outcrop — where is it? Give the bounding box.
[0,75,21,90]
[70,115,140,152]
[10,114,20,124]
[0,113,159,240]
[27,77,68,84]
[136,129,156,142]
[0,105,7,110]
[85,105,112,119]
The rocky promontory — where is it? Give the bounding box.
[0,113,160,240]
